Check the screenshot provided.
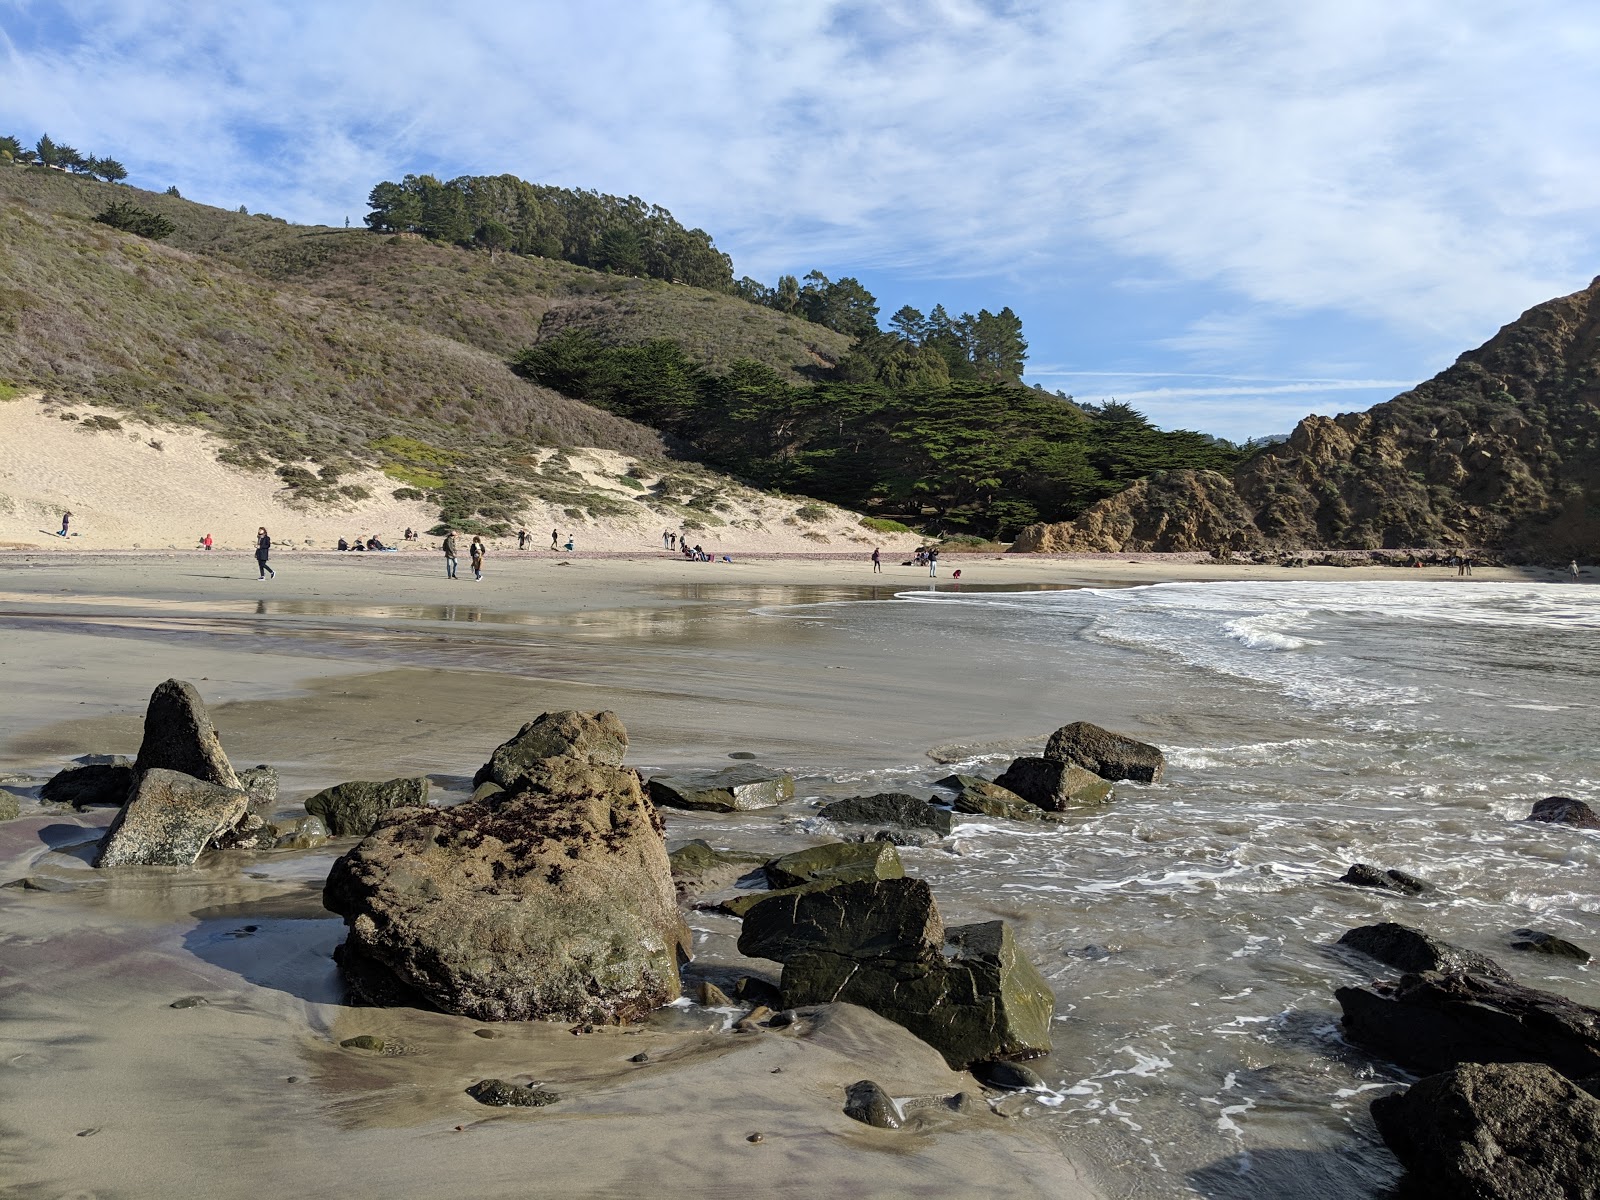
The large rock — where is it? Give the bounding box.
[1526,796,1600,829]
[935,774,1046,821]
[737,877,1053,1068]
[324,755,683,1023]
[304,776,430,836]
[95,768,249,867]
[1337,970,1600,1079]
[1337,923,1511,982]
[667,840,766,898]
[817,793,953,838]
[1042,721,1165,783]
[132,679,242,791]
[647,765,794,812]
[992,758,1112,810]
[1370,1062,1600,1199]
[472,710,628,788]
[40,761,135,809]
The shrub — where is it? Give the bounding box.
[79,413,123,431]
[860,516,911,533]
[338,484,371,500]
[794,503,829,522]
[392,487,425,501]
[94,201,175,241]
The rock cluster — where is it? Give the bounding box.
[987,720,1163,813]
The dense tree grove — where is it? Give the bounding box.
[513,332,1241,537]
[3,132,128,182]
[364,173,734,289]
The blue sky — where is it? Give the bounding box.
[5,1,1600,440]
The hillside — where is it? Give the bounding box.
[1014,278,1600,560]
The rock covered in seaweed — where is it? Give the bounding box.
[935,774,1046,821]
[816,793,953,837]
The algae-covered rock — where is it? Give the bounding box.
[667,840,765,898]
[1510,929,1592,962]
[472,710,629,788]
[935,774,1046,821]
[1338,923,1511,981]
[1043,721,1165,783]
[132,679,242,791]
[647,765,794,812]
[466,1079,560,1107]
[817,793,953,837]
[992,758,1112,810]
[764,840,904,889]
[39,761,135,809]
[843,1080,902,1129]
[304,776,430,836]
[96,768,249,867]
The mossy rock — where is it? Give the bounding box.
[304,776,429,836]
[764,840,904,889]
[816,793,953,837]
[935,774,1046,821]
[992,758,1112,810]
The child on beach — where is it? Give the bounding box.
[201,533,213,551]
[470,536,486,580]
[255,527,275,580]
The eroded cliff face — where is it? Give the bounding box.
[1014,278,1600,558]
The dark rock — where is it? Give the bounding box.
[935,774,1046,821]
[473,1028,502,1039]
[992,758,1112,810]
[304,776,430,837]
[853,828,938,848]
[738,877,1053,1068]
[1043,721,1165,783]
[466,1079,559,1107]
[1338,863,1429,894]
[1510,928,1592,962]
[734,975,781,1006]
[1370,1062,1600,1199]
[39,762,135,809]
[647,765,794,812]
[1527,796,1600,829]
[132,679,242,791]
[238,765,278,810]
[1337,970,1600,1078]
[843,1080,902,1129]
[666,839,765,898]
[323,753,683,1023]
[1338,923,1511,981]
[628,1051,649,1062]
[169,995,209,1009]
[973,1060,1047,1091]
[763,840,904,889]
[817,793,953,837]
[96,768,249,867]
[472,709,628,788]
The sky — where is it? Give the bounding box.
[5,1,1600,440]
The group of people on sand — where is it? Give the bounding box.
[513,528,572,551]
[439,530,489,580]
[336,535,390,552]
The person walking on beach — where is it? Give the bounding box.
[551,528,559,550]
[517,529,528,550]
[928,546,939,578]
[255,527,275,580]
[1572,559,1581,581]
[871,546,882,573]
[442,530,459,579]
[470,536,486,581]
[58,511,71,538]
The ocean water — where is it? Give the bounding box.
[751,580,1600,1198]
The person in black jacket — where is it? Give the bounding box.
[442,531,458,578]
[255,527,275,580]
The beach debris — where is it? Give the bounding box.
[1525,795,1600,829]
[169,995,209,1009]
[992,758,1113,810]
[1337,970,1600,1079]
[1371,1062,1600,1199]
[647,765,795,813]
[935,774,1046,821]
[39,760,135,809]
[76,1127,100,1138]
[95,768,249,867]
[628,1051,650,1062]
[324,732,686,1023]
[1337,923,1511,981]
[238,764,279,810]
[1338,863,1430,894]
[303,776,430,836]
[843,1080,903,1129]
[1509,929,1592,962]
[472,709,628,790]
[1043,721,1166,783]
[972,1060,1047,1092]
[738,877,1053,1068]
[746,1132,764,1144]
[817,792,954,838]
[466,1079,559,1107]
[132,679,242,791]
[666,839,765,899]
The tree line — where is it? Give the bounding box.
[2,133,127,183]
[513,332,1242,538]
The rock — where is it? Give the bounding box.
[851,828,939,848]
[338,1034,416,1055]
[1043,721,1165,783]
[1,876,77,893]
[734,1005,775,1032]
[647,765,794,813]
[466,1079,560,1107]
[1009,469,1265,554]
[472,709,628,788]
[1338,863,1429,894]
[170,996,209,1009]
[935,774,1046,821]
[738,877,1054,1068]
[991,758,1113,810]
[1338,923,1511,981]
[271,814,330,850]
[39,761,135,809]
[1337,970,1600,1078]
[1510,929,1592,962]
[1526,796,1600,829]
[304,776,430,836]
[210,811,272,851]
[0,792,17,822]
[95,768,249,867]
[697,981,733,1007]
[734,976,781,1006]
[763,841,904,889]
[843,1080,902,1129]
[238,765,278,810]
[667,840,765,898]
[132,679,242,791]
[973,1060,1046,1091]
[816,793,953,837]
[470,781,504,803]
[1370,1062,1600,1199]
[323,754,683,1023]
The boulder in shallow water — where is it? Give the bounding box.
[1338,863,1429,894]
[973,1060,1047,1091]
[666,840,766,898]
[1337,969,1600,1078]
[210,811,271,850]
[647,765,794,812]
[304,776,430,836]
[1510,928,1592,962]
[1370,1062,1600,1199]
[1043,721,1165,783]
[323,755,683,1023]
[467,1079,559,1108]
[238,765,278,810]
[935,774,1046,821]
[843,1080,902,1129]
[1526,796,1600,829]
[1338,923,1510,981]
[817,793,954,837]
[763,840,905,890]
[132,679,242,791]
[96,768,249,867]
[472,710,628,788]
[40,761,135,809]
[992,758,1113,810]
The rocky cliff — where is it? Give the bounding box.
[1013,278,1600,559]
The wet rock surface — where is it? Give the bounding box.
[1043,721,1166,783]
[667,839,766,898]
[1337,923,1511,981]
[935,774,1046,821]
[1338,863,1429,894]
[40,761,135,809]
[1510,928,1592,962]
[466,1078,560,1107]
[992,758,1113,810]
[1526,795,1600,829]
[647,765,795,812]
[238,765,279,810]
[132,679,242,791]
[816,792,953,837]
[303,776,430,836]
[843,1080,902,1129]
[95,768,249,867]
[472,709,628,788]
